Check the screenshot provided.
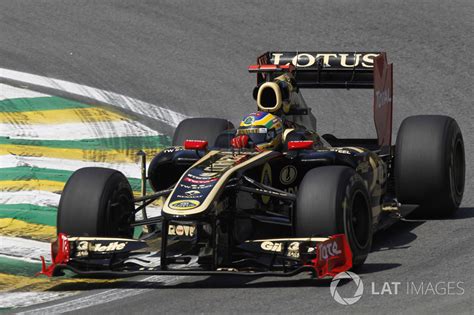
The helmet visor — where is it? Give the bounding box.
[237,127,276,145]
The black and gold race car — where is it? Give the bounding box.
[40,52,465,279]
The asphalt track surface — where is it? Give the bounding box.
[1,0,473,313]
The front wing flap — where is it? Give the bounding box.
[39,234,352,279]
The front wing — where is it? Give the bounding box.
[39,234,352,279]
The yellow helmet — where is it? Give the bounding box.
[236,112,283,150]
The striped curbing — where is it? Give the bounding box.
[0,180,65,193]
[0,236,50,263]
[0,144,162,163]
[0,120,164,140]
[0,166,151,191]
[0,155,148,179]
[0,95,89,112]
[0,204,57,226]
[0,218,56,242]
[0,107,126,124]
[0,84,49,101]
[0,135,170,150]
[0,80,174,297]
[0,69,189,128]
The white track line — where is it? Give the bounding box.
[0,191,60,208]
[0,84,50,101]
[0,120,163,140]
[0,68,188,128]
[0,155,144,179]
[0,292,76,310]
[0,236,50,263]
[17,275,184,314]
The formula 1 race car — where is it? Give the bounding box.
[40,52,465,279]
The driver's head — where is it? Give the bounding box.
[234,112,283,150]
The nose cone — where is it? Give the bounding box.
[257,82,282,112]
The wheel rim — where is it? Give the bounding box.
[107,187,134,237]
[349,191,370,249]
[451,137,465,197]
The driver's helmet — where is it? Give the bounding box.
[236,111,283,150]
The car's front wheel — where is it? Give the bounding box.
[57,167,135,237]
[295,166,373,268]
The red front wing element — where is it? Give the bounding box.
[38,233,70,277]
[310,234,353,278]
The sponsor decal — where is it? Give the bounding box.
[375,88,392,108]
[183,177,218,184]
[329,148,351,155]
[260,241,284,253]
[76,241,89,257]
[163,147,184,153]
[286,241,300,258]
[198,172,220,178]
[77,241,88,251]
[255,188,288,197]
[177,190,203,199]
[180,183,213,190]
[168,224,196,237]
[319,240,342,260]
[184,190,201,196]
[272,52,379,68]
[187,173,220,180]
[280,165,297,185]
[260,163,272,204]
[284,186,298,194]
[169,199,201,210]
[91,241,128,252]
[243,116,255,125]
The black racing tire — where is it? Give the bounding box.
[57,167,135,237]
[172,118,234,146]
[395,115,465,217]
[295,166,373,267]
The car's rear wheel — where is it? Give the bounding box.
[395,115,465,217]
[295,166,372,268]
[57,167,134,237]
[148,118,235,191]
[172,117,234,146]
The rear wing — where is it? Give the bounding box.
[254,51,393,151]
